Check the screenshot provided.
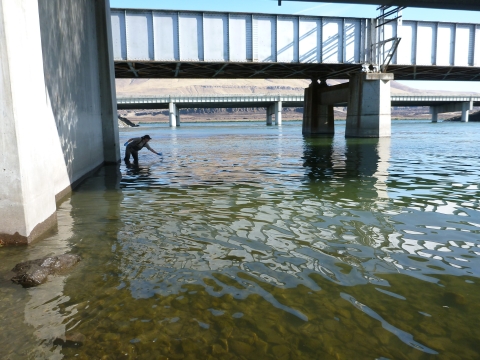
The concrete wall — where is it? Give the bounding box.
[0,0,119,245]
[0,0,58,244]
[38,0,119,195]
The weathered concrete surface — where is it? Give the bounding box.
[0,0,59,246]
[346,73,392,138]
[0,0,119,245]
[11,254,81,287]
[302,81,336,136]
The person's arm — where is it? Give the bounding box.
[124,138,134,146]
[145,143,162,156]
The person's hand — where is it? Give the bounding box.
[157,152,162,156]
[124,142,129,146]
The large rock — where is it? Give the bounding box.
[11,254,81,287]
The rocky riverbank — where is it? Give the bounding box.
[445,110,480,122]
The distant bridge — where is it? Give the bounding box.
[112,9,480,81]
[117,94,480,124]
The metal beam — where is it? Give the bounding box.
[279,0,480,11]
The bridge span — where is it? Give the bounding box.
[280,0,480,11]
[118,94,480,125]
[112,9,480,81]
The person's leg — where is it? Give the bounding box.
[132,150,139,163]
[124,146,132,162]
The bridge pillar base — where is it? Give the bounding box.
[346,73,392,138]
[0,0,58,245]
[266,104,274,126]
[169,102,177,127]
[302,80,334,136]
[431,108,439,123]
[175,106,181,126]
[1,0,122,245]
[275,101,282,125]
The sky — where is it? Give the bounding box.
[110,0,480,93]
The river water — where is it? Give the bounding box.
[1,120,480,359]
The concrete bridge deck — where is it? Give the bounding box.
[118,94,480,126]
[117,94,480,109]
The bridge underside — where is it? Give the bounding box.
[115,62,480,81]
[281,0,480,11]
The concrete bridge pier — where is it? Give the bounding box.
[0,0,119,245]
[266,104,274,126]
[275,100,282,125]
[430,101,473,123]
[346,73,393,138]
[302,80,335,136]
[169,102,177,127]
[175,106,181,126]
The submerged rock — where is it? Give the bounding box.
[53,332,86,348]
[10,254,81,287]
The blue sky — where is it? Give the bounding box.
[111,0,480,93]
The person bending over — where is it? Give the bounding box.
[124,135,162,163]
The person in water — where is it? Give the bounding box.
[124,135,162,163]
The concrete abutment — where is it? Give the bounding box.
[0,0,119,245]
[302,73,393,138]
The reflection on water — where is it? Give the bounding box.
[1,121,480,359]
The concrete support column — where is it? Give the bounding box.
[266,104,274,126]
[175,106,181,126]
[346,73,393,138]
[275,100,282,125]
[302,80,335,136]
[169,102,177,127]
[0,0,57,244]
[431,107,438,123]
[95,0,120,163]
[430,100,473,123]
[461,102,471,122]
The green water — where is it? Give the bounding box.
[1,120,480,359]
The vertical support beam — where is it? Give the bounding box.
[0,0,57,244]
[95,0,120,164]
[175,106,181,126]
[266,104,274,126]
[346,73,393,138]
[275,100,282,125]
[169,102,177,127]
[430,107,438,123]
[302,80,335,136]
[461,101,471,122]
[430,101,473,123]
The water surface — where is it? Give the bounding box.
[1,120,480,359]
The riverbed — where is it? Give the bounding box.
[1,120,479,359]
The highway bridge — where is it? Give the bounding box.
[111,9,480,81]
[117,94,480,124]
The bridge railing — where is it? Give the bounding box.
[117,94,305,103]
